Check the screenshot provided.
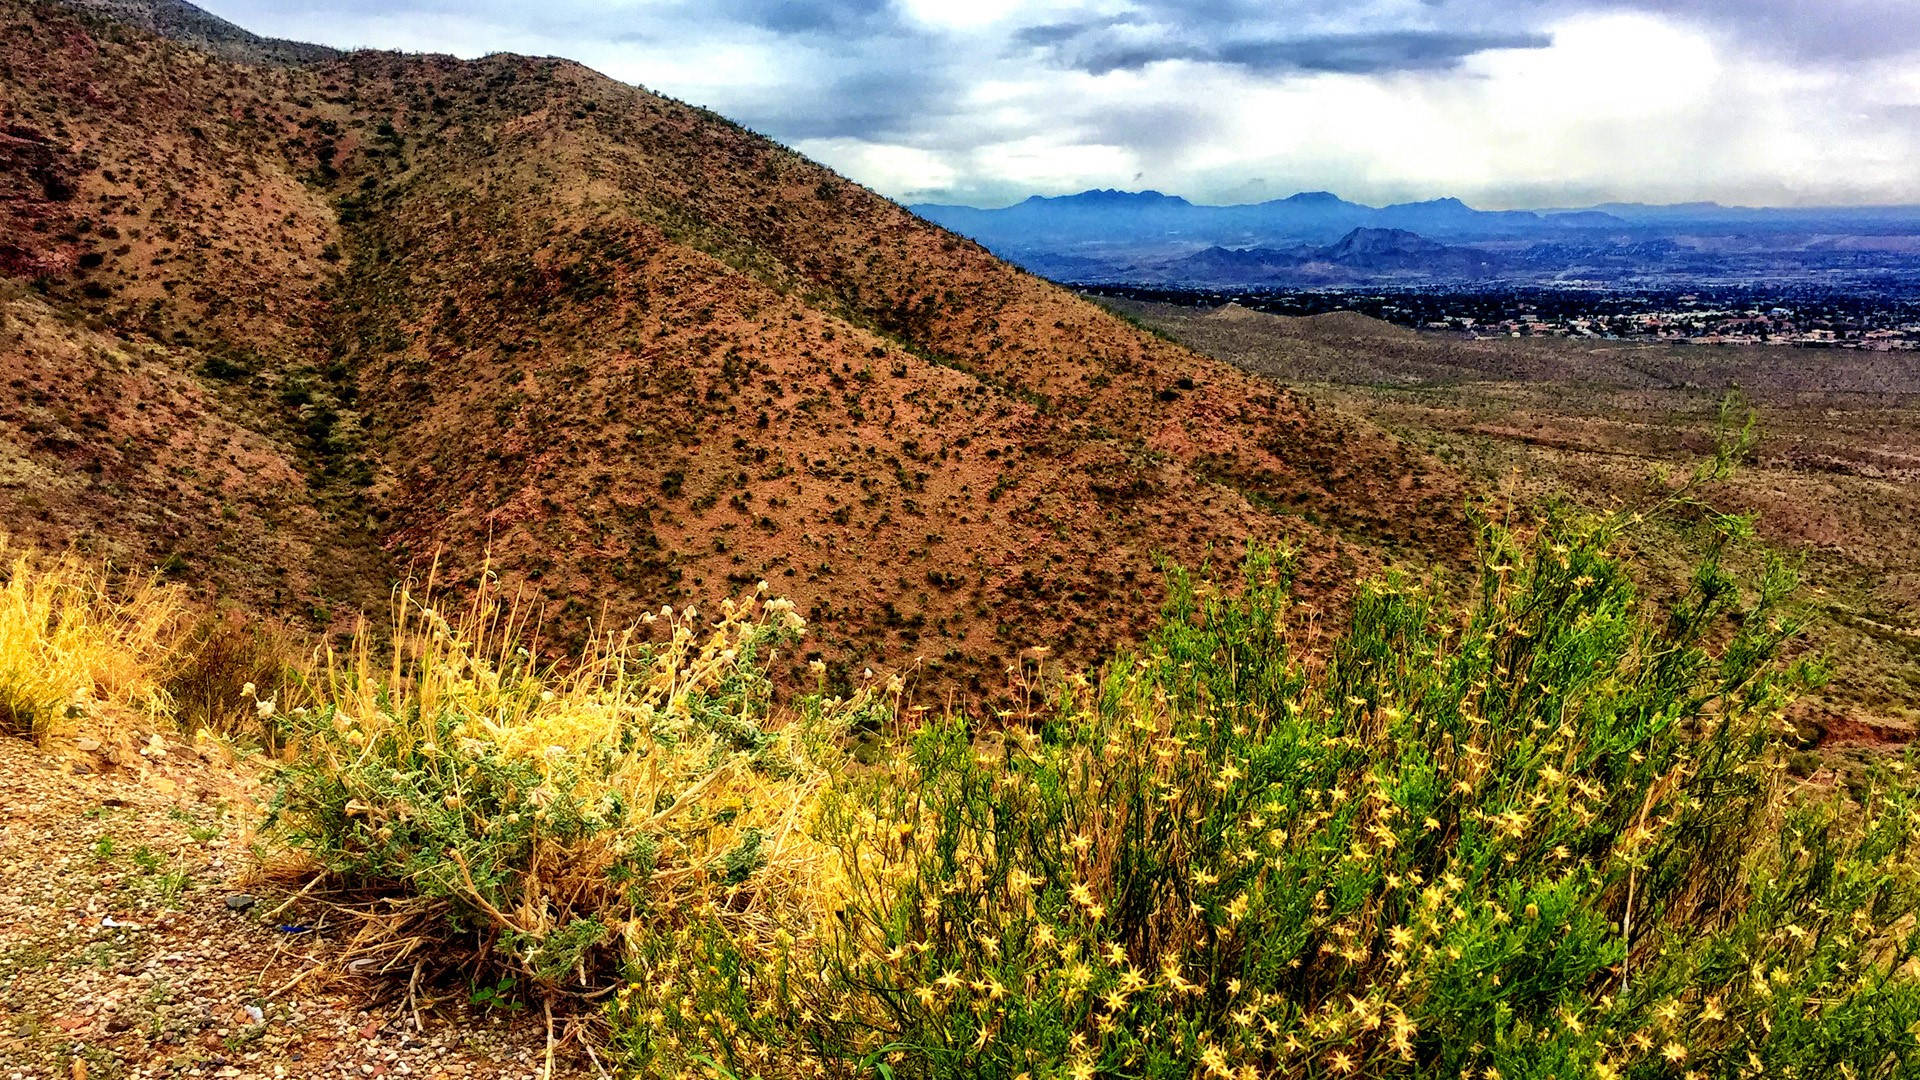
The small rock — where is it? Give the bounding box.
[75,738,102,753]
[225,893,256,911]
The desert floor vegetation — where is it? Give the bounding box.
[7,442,1920,1079]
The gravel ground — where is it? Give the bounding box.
[0,731,576,1079]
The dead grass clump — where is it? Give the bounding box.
[163,610,302,744]
[0,535,183,743]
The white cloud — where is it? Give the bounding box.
[895,0,1027,30]
[797,139,960,193]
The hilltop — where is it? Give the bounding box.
[54,0,339,64]
[0,0,1459,696]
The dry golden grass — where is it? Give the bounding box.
[0,534,183,742]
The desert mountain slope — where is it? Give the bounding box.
[1,0,1461,694]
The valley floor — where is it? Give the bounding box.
[0,734,563,1079]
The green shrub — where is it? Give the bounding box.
[612,511,1920,1078]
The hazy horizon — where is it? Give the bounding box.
[909,186,1920,213]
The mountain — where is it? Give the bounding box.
[1032,188,1193,209]
[912,188,1205,251]
[1375,197,1546,235]
[1223,192,1376,236]
[1272,191,1348,206]
[1321,227,1447,262]
[1161,245,1310,284]
[911,188,1920,288]
[910,187,1594,250]
[1148,229,1501,286]
[1,0,1461,696]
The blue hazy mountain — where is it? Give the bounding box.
[910,188,1600,248]
[1150,228,1502,286]
[908,189,1920,288]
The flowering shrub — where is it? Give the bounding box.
[611,512,1920,1078]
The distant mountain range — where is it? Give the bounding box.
[909,189,1920,289]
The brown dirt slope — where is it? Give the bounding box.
[0,1,386,616]
[0,0,1463,696]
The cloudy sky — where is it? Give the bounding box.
[201,0,1920,209]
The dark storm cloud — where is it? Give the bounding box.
[1627,0,1920,60]
[208,0,910,53]
[703,0,897,36]
[1020,23,1553,76]
[726,58,965,143]
[266,0,955,143]
[1434,0,1920,62]
[1021,0,1920,73]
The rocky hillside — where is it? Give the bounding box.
[56,0,339,64]
[1,0,1462,695]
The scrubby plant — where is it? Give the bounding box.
[164,610,300,743]
[264,575,859,1007]
[0,535,182,742]
[608,505,1920,1078]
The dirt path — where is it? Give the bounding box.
[0,732,567,1079]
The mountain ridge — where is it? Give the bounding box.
[55,0,341,64]
[922,186,1920,219]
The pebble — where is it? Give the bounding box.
[0,732,555,1078]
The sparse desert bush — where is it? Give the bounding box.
[264,576,864,1007]
[0,536,182,742]
[164,610,300,743]
[608,508,1920,1078]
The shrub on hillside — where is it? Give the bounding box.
[255,425,1920,1075]
[610,512,1920,1078]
